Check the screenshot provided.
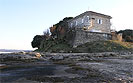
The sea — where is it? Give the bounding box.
[0,52,12,54]
[0,49,32,54]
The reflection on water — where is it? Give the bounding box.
[0,61,55,83]
[0,52,12,54]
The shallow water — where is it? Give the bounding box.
[0,61,56,82]
[0,52,12,54]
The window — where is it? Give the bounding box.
[87,16,89,22]
[71,23,73,27]
[97,19,102,24]
[75,21,77,26]
[82,19,84,23]
[103,34,108,38]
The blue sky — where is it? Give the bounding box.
[0,0,133,50]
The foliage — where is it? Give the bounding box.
[76,40,133,53]
[36,40,133,53]
[31,35,45,49]
[50,17,73,40]
[36,38,74,52]
[31,35,43,48]
[117,29,133,42]
[32,29,51,49]
[43,29,50,37]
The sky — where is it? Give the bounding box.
[0,0,133,50]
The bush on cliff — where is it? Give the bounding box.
[75,40,133,53]
[31,29,50,49]
[117,29,133,42]
[36,39,74,53]
[31,35,44,49]
[50,17,73,40]
[36,40,133,53]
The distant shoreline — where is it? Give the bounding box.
[0,52,13,54]
[0,49,33,54]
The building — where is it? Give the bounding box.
[67,11,113,47]
[68,11,112,33]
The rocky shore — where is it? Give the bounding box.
[0,51,133,83]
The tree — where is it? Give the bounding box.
[49,17,73,39]
[125,36,133,42]
[31,35,44,48]
[117,29,133,42]
[43,29,50,37]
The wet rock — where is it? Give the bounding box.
[0,64,7,69]
[51,55,64,60]
[35,53,41,58]
[0,53,40,62]
[14,78,39,83]
[19,51,26,55]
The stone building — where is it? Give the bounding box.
[68,11,112,33]
[67,11,112,47]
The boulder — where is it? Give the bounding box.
[35,53,42,58]
[18,51,26,55]
[0,64,7,69]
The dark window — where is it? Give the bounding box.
[97,19,102,24]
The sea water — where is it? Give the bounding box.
[0,52,12,54]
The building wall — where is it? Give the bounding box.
[68,12,111,33]
[90,15,111,33]
[71,29,112,47]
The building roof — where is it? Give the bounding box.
[69,11,112,22]
[89,11,112,18]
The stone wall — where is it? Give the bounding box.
[71,29,112,47]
